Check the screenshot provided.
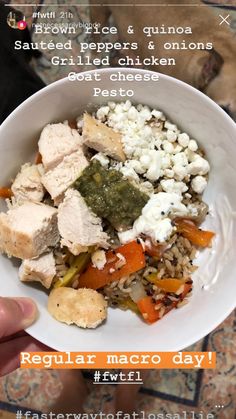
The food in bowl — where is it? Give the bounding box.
[0,100,215,328]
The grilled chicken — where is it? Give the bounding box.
[19,252,56,289]
[83,113,126,162]
[0,202,59,259]
[58,188,109,255]
[38,123,83,171]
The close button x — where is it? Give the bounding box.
[219,14,230,25]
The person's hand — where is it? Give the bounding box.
[0,297,48,376]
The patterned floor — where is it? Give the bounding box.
[0,310,235,417]
[0,0,236,418]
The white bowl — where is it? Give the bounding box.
[0,68,236,351]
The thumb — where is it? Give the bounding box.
[0,297,38,339]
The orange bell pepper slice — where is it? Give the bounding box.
[137,282,192,324]
[78,241,146,290]
[137,296,161,324]
[0,187,13,199]
[174,218,215,248]
[147,275,189,293]
[68,119,77,130]
[35,152,42,165]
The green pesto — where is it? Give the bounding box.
[75,160,149,230]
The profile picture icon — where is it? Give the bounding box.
[7,10,27,30]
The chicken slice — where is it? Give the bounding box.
[82,113,126,162]
[11,163,45,203]
[48,287,107,329]
[19,252,56,289]
[58,189,109,255]
[38,123,83,171]
[0,202,59,259]
[42,150,88,201]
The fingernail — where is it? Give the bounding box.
[13,297,38,325]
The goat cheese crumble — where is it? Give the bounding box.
[118,192,188,243]
[91,249,107,270]
[95,101,210,242]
